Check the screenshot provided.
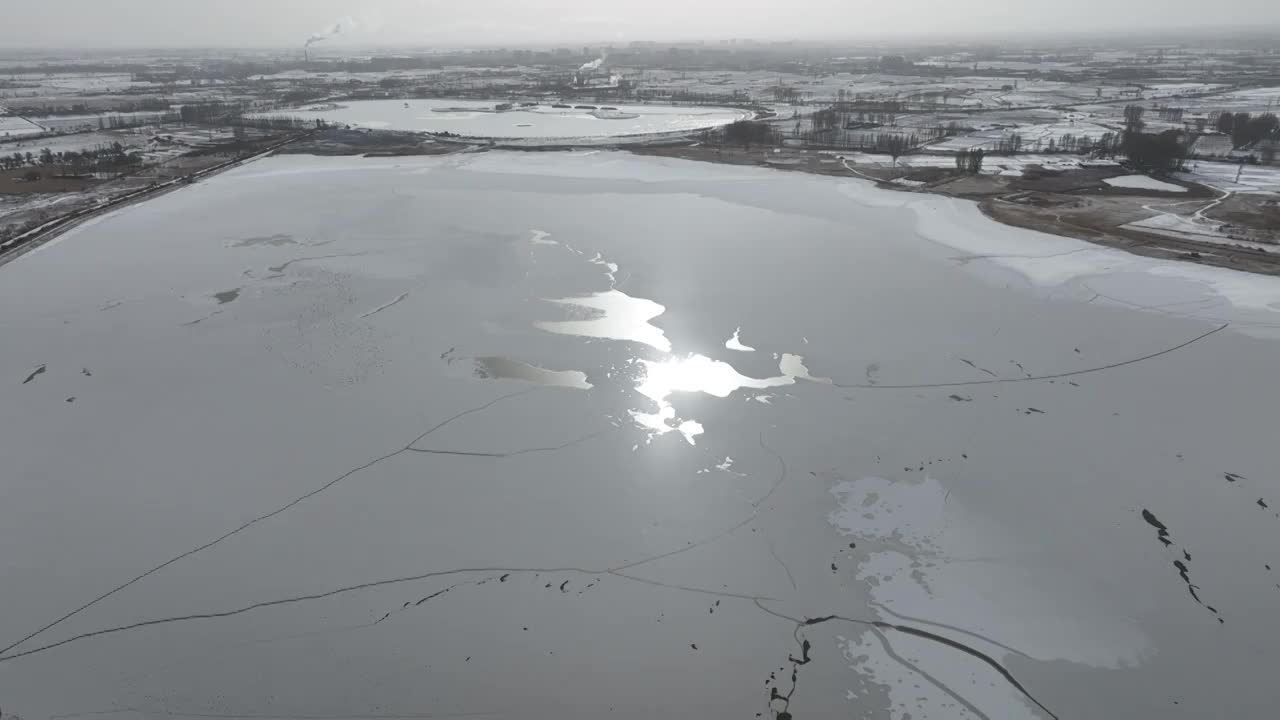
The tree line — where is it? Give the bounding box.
[1118,106,1187,172]
[5,98,170,116]
[233,115,328,131]
[1212,111,1279,149]
[808,106,939,132]
[954,149,985,174]
[1,142,142,172]
[633,89,749,106]
[705,120,781,150]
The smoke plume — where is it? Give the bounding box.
[305,16,356,48]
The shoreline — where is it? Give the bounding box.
[8,133,1278,281]
[627,143,1280,278]
[0,132,312,268]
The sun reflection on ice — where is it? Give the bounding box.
[532,247,828,445]
[632,354,783,443]
[631,353,825,444]
[725,326,756,352]
[537,290,671,352]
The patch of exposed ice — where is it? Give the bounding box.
[828,476,1148,669]
[841,629,1042,720]
[587,252,619,283]
[462,355,592,390]
[530,229,557,245]
[778,353,831,383]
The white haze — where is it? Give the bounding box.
[1,0,1278,48]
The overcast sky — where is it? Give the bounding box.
[2,0,1278,49]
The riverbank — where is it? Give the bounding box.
[11,133,1277,279]
[629,143,1280,278]
[0,132,313,268]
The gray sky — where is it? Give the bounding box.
[2,0,1278,48]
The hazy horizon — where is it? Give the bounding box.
[2,0,1279,50]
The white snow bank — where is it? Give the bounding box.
[1104,175,1187,192]
[836,180,1280,315]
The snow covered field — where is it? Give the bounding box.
[0,114,45,137]
[1105,174,1188,192]
[0,129,146,156]
[838,150,1119,176]
[1181,160,1280,194]
[928,120,1118,152]
[1188,86,1280,113]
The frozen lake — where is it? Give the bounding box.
[3,151,1280,719]
[265,98,749,138]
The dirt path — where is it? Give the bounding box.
[841,158,883,182]
[1192,187,1233,221]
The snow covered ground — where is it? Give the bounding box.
[838,150,1118,176]
[1187,86,1280,113]
[928,120,1118,152]
[1123,212,1277,252]
[0,129,147,156]
[0,114,46,138]
[0,72,157,95]
[1105,175,1188,192]
[1143,82,1231,97]
[1191,134,1242,159]
[1180,160,1280,194]
[28,111,171,132]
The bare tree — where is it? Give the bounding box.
[954,148,984,174]
[885,134,909,166]
[1124,104,1146,133]
[1216,111,1234,135]
[968,148,985,174]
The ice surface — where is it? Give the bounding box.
[2,151,1279,719]
[256,99,748,139]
